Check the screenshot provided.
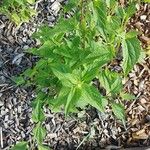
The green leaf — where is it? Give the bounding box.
[84,42,112,63]
[33,17,76,41]
[143,0,150,2]
[20,9,30,22]
[107,16,122,34]
[38,145,50,150]
[111,103,125,121]
[126,30,139,39]
[82,66,99,83]
[11,13,21,25]
[98,69,123,95]
[33,123,46,144]
[14,0,25,5]
[53,45,72,58]
[121,37,141,75]
[32,98,45,123]
[12,76,25,86]
[92,0,107,38]
[11,142,28,150]
[51,64,80,87]
[125,2,136,18]
[28,41,55,58]
[106,0,117,9]
[52,87,69,112]
[65,87,75,115]
[115,7,125,19]
[64,0,80,11]
[138,50,146,63]
[120,92,135,101]
[82,84,108,112]
[26,0,35,4]
[65,87,82,115]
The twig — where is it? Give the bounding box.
[0,85,14,93]
[0,127,3,149]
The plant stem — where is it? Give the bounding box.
[80,0,86,48]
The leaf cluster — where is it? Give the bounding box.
[13,0,144,149]
[0,0,36,25]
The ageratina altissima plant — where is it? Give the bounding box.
[13,0,143,149]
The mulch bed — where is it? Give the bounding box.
[0,1,150,150]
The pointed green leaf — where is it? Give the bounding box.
[82,66,99,83]
[122,37,141,75]
[28,41,55,58]
[11,13,21,25]
[51,64,80,86]
[111,103,125,121]
[82,84,108,112]
[12,76,25,86]
[125,2,136,18]
[98,69,123,95]
[33,17,76,41]
[64,0,80,11]
[32,99,45,123]
[120,92,135,101]
[143,0,150,2]
[52,86,69,111]
[92,0,107,38]
[65,87,82,115]
[38,145,50,150]
[106,0,117,9]
[126,30,139,39]
[33,123,46,144]
[11,142,28,150]
[26,0,35,4]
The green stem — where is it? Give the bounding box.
[80,0,86,49]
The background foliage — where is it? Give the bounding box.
[0,0,36,25]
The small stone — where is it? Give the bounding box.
[140,98,147,104]
[18,106,22,114]
[26,39,32,44]
[1,109,6,116]
[135,4,140,10]
[8,104,12,109]
[47,16,55,22]
[48,133,57,139]
[21,131,26,138]
[7,36,15,44]
[0,101,4,106]
[140,15,147,20]
[0,20,5,29]
[0,60,3,68]
[146,115,150,122]
[51,1,61,14]
[0,76,6,84]
[13,98,17,105]
[12,53,24,65]
[22,37,27,42]
[45,124,51,131]
[4,115,9,122]
[23,45,29,50]
[0,93,2,97]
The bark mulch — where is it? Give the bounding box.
[0,1,150,150]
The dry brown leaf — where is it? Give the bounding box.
[140,36,150,44]
[132,128,149,140]
[132,132,148,140]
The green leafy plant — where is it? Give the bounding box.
[11,141,28,150]
[0,0,36,26]
[15,0,143,149]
